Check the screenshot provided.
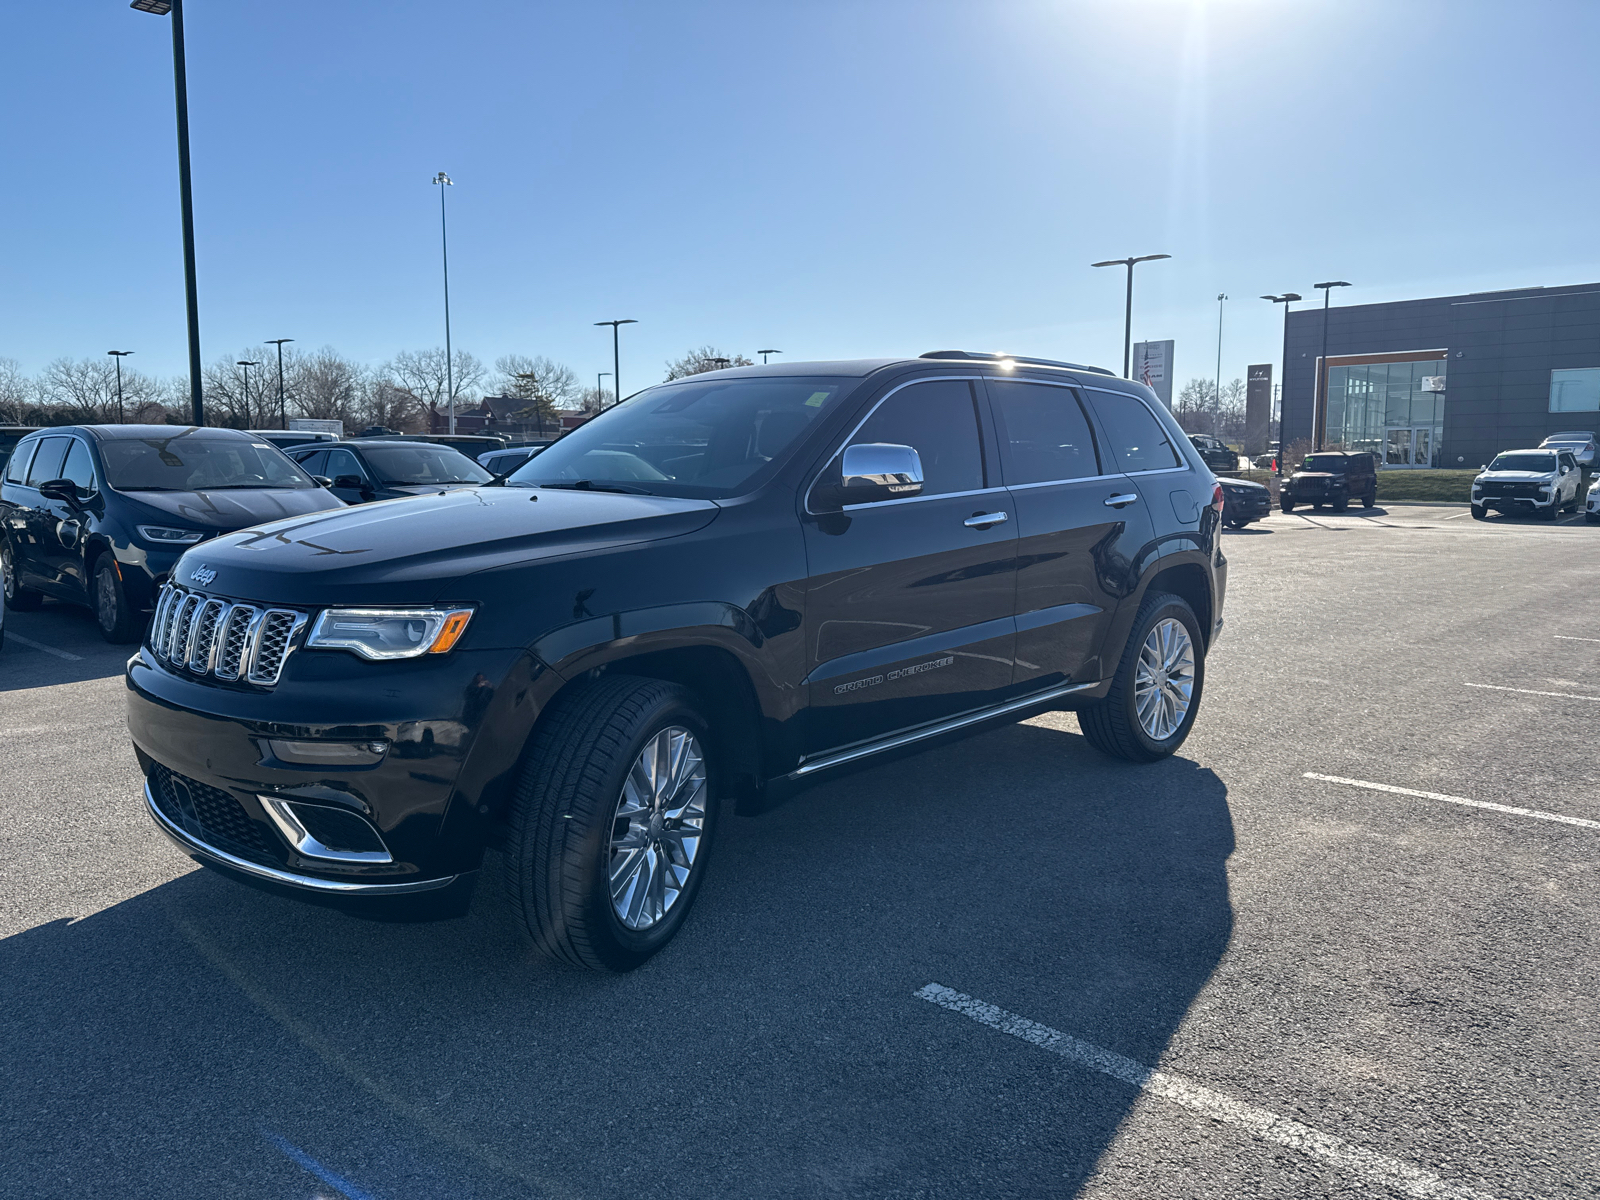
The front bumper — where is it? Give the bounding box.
[145,779,458,895]
[1475,490,1556,512]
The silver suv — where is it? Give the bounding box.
[1472,449,1581,520]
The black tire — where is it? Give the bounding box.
[93,556,140,644]
[1,542,43,612]
[502,674,720,972]
[1541,503,1558,522]
[1078,592,1206,763]
[1471,504,1488,520]
[1280,500,1295,512]
[1312,502,1324,511]
[1332,498,1349,513]
[1586,513,1600,525]
[1362,491,1376,508]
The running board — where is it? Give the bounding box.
[787,680,1097,780]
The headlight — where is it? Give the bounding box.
[137,525,206,544]
[306,607,474,660]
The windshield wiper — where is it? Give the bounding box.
[539,480,652,495]
[117,486,183,491]
[196,483,303,490]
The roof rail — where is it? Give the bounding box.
[918,350,1116,377]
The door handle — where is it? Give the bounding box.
[963,511,1008,529]
[1104,493,1139,508]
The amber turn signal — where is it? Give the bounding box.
[428,610,473,654]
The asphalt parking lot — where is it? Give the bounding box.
[2,503,1597,1200]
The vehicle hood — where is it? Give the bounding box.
[1223,479,1269,494]
[167,485,721,606]
[1289,471,1341,482]
[115,486,344,530]
[1477,470,1556,483]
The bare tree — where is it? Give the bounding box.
[491,354,579,429]
[288,347,366,428]
[0,358,28,424]
[383,348,485,425]
[356,378,426,433]
[36,357,116,422]
[1173,377,1216,435]
[664,346,753,381]
[574,386,612,414]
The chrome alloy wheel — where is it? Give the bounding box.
[608,726,708,931]
[1133,618,1195,742]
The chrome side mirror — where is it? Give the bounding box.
[839,443,923,504]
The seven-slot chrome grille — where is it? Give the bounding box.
[148,583,308,686]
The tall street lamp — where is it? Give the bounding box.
[433,172,456,433]
[595,319,637,410]
[237,360,259,425]
[107,351,134,423]
[597,371,611,412]
[709,357,732,371]
[1214,293,1227,440]
[1091,253,1171,379]
[130,0,205,426]
[1313,281,1351,450]
[265,338,293,429]
[758,349,781,364]
[1260,293,1302,474]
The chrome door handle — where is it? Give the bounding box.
[964,511,1008,529]
[1104,493,1139,508]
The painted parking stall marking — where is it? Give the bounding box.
[1462,681,1600,702]
[1304,773,1600,831]
[1553,635,1600,644]
[914,984,1495,1200]
[5,634,83,661]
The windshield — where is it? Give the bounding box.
[359,444,493,485]
[1301,455,1350,472]
[1488,452,1557,473]
[506,376,850,498]
[100,434,315,491]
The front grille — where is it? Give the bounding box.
[148,584,307,687]
[149,762,276,864]
[1479,482,1543,499]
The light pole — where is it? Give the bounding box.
[597,371,611,412]
[594,319,637,410]
[1214,293,1227,440]
[265,338,293,428]
[237,360,259,425]
[107,351,134,423]
[758,349,781,364]
[1091,253,1170,378]
[433,172,455,433]
[1260,293,1302,474]
[1313,281,1351,449]
[710,357,732,371]
[130,0,205,426]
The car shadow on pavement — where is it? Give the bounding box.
[0,601,133,693]
[0,720,1235,1199]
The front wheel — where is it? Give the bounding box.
[1079,592,1205,762]
[1362,491,1376,508]
[1280,500,1296,512]
[93,557,141,643]
[1471,504,1488,520]
[502,675,720,972]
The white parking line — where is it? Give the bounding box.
[1462,681,1600,702]
[5,634,83,661]
[1303,773,1600,831]
[915,983,1493,1200]
[1554,635,1600,644]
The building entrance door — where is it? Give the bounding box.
[1385,427,1432,468]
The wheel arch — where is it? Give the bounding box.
[1143,559,1215,650]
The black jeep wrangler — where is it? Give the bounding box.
[1281,450,1377,512]
[127,352,1227,971]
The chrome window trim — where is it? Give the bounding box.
[840,483,1010,513]
[258,796,394,864]
[145,781,450,895]
[1004,473,1120,491]
[804,373,984,516]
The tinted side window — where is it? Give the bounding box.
[25,437,70,487]
[988,380,1101,484]
[295,449,328,476]
[324,448,365,480]
[846,380,984,497]
[1086,393,1183,473]
[5,440,38,484]
[61,440,96,492]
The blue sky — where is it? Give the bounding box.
[4,0,1598,396]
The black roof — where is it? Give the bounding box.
[40,424,257,441]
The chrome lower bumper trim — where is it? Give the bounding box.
[788,680,1096,780]
[144,781,457,896]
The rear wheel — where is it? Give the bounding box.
[1079,592,1205,762]
[502,675,720,972]
[93,557,140,643]
[1,542,43,612]
[1362,491,1376,508]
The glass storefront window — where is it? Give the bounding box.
[1550,368,1600,412]
[1326,357,1444,466]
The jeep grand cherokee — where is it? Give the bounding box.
[126,352,1227,971]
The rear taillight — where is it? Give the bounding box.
[1211,482,1225,512]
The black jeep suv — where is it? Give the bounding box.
[1280,450,1377,512]
[127,353,1227,971]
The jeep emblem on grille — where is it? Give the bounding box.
[190,565,217,586]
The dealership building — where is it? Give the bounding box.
[1280,281,1600,469]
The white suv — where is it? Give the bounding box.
[1472,449,1582,521]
